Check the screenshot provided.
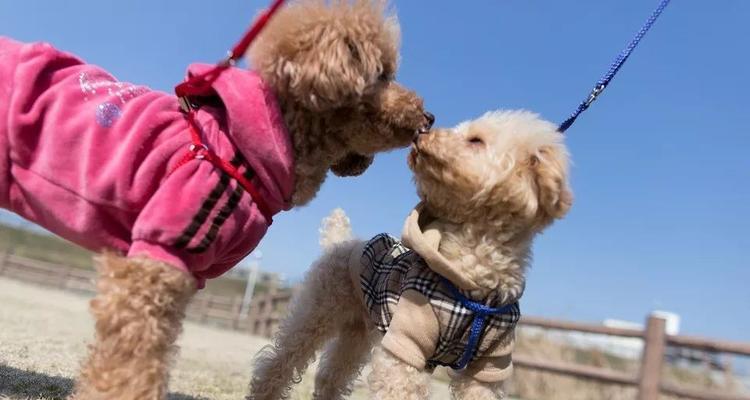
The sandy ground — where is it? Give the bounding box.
[0,277,455,400]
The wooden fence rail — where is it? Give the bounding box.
[1,252,748,400]
[0,252,294,337]
[520,314,750,400]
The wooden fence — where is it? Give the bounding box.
[519,316,750,400]
[1,252,748,400]
[0,251,293,337]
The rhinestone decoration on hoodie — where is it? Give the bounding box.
[79,71,147,128]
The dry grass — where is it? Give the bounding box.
[509,330,747,400]
[0,224,93,270]
[0,277,454,400]
[0,223,260,297]
[509,333,639,400]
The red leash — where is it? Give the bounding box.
[174,0,286,100]
[171,0,287,224]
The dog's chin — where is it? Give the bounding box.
[408,145,435,175]
[409,140,445,168]
[408,147,443,195]
[393,126,420,148]
[407,146,419,169]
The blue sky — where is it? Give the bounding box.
[1,1,748,342]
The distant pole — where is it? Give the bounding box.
[240,251,262,319]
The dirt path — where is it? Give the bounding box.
[0,277,453,400]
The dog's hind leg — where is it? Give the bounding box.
[312,319,374,400]
[247,242,362,400]
[70,254,195,400]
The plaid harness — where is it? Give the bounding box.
[360,234,521,371]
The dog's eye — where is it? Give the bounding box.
[468,137,484,145]
[378,72,391,82]
[346,39,361,63]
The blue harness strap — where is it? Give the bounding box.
[442,279,518,370]
[558,0,672,133]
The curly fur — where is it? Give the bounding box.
[71,254,195,400]
[318,208,353,250]
[329,153,375,177]
[449,375,505,400]
[250,0,432,205]
[60,2,430,399]
[369,345,431,399]
[410,110,572,297]
[247,242,365,400]
[247,110,572,399]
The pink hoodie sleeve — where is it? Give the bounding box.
[0,37,21,101]
[0,37,22,206]
[127,155,271,288]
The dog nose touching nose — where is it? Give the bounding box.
[418,112,435,135]
[424,112,435,128]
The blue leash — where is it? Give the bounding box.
[442,278,518,370]
[558,0,672,133]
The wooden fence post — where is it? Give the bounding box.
[0,249,8,275]
[637,315,667,400]
[60,266,72,290]
[201,295,214,323]
[262,284,278,338]
[231,296,243,329]
[245,292,261,334]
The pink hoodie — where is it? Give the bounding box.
[0,37,295,288]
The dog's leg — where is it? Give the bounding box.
[449,375,505,400]
[312,320,374,400]
[247,244,360,400]
[71,254,195,400]
[368,345,430,400]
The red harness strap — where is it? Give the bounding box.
[170,111,276,223]
[170,0,287,225]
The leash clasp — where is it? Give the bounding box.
[218,51,238,68]
[584,84,606,108]
[177,52,236,114]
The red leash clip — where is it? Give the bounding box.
[171,0,287,224]
[175,0,286,104]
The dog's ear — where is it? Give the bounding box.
[531,146,573,219]
[330,153,375,177]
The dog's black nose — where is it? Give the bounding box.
[424,112,435,128]
[417,112,435,135]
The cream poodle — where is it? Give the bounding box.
[247,110,572,400]
[0,1,431,399]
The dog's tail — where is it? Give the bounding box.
[319,208,353,250]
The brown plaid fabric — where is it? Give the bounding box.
[360,233,521,370]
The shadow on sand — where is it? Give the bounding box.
[0,364,209,400]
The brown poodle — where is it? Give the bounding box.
[247,110,572,400]
[0,1,431,399]
[249,0,433,205]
